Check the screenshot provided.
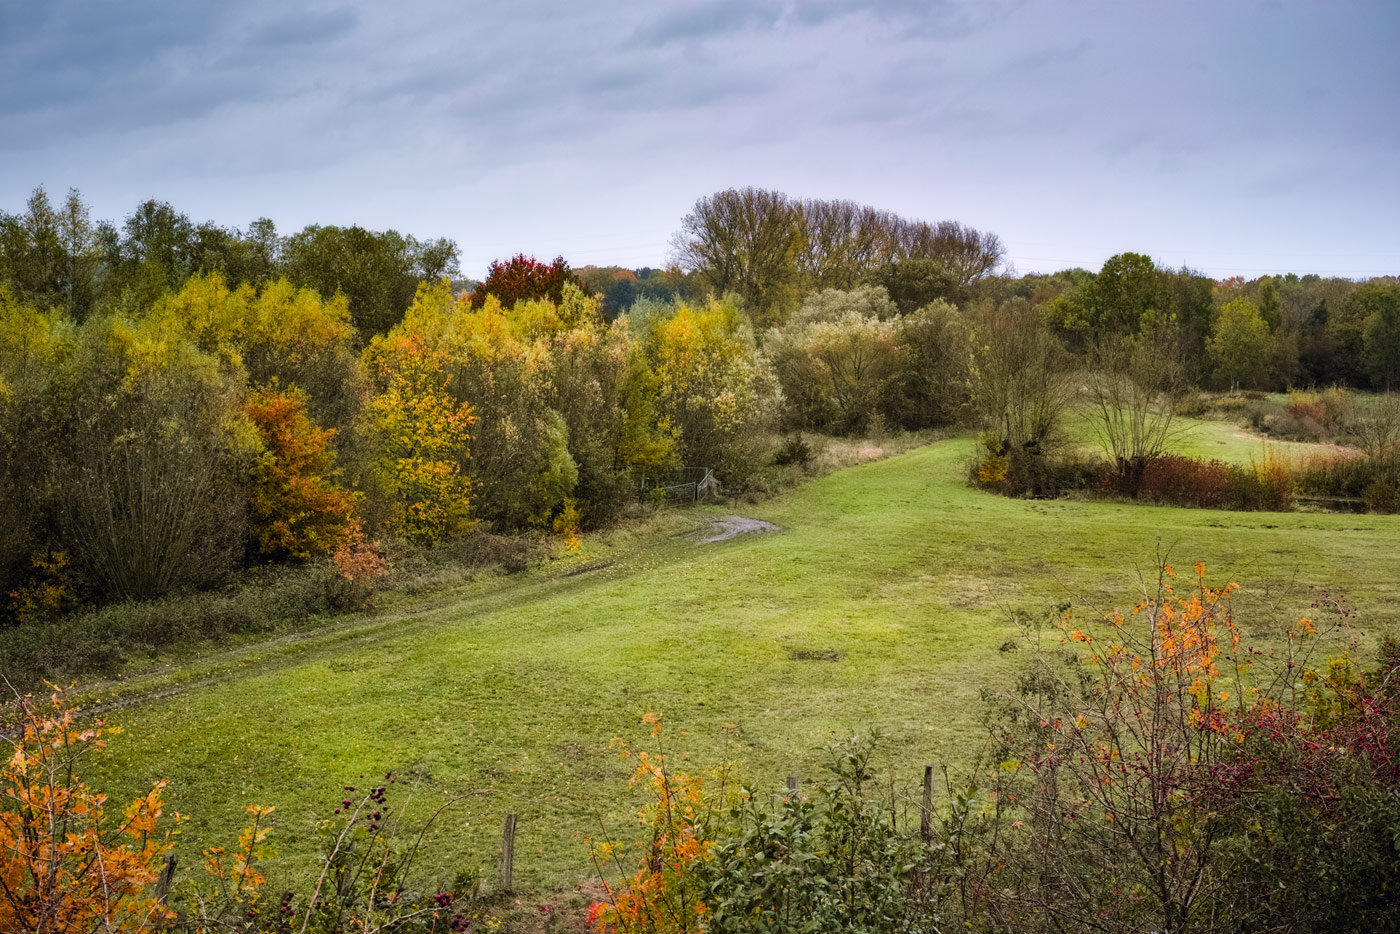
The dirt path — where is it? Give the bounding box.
[702,515,780,543]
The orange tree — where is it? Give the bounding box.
[244,388,358,562]
[0,689,173,933]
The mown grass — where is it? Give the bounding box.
[82,430,1399,893]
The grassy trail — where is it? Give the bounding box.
[88,434,1400,890]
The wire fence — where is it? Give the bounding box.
[634,467,715,506]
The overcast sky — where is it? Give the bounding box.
[2,0,1396,280]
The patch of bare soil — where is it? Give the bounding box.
[702,515,780,543]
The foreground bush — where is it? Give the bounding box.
[0,690,491,934]
[980,566,1400,933]
[0,690,174,933]
[590,725,948,934]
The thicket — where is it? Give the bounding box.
[0,265,784,681]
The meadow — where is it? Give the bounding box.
[85,424,1400,893]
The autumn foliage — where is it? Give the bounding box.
[468,254,582,309]
[365,333,477,545]
[244,388,358,561]
[0,690,174,934]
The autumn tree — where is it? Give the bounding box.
[364,331,476,544]
[244,388,358,562]
[645,296,780,480]
[388,281,579,529]
[468,253,582,309]
[890,217,1005,287]
[672,187,804,328]
[867,258,962,314]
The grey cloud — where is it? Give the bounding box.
[247,7,358,48]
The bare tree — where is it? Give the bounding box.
[793,199,897,291]
[969,298,1073,455]
[1085,321,1190,492]
[670,187,803,327]
[893,218,1005,287]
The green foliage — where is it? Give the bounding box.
[866,258,960,314]
[884,299,970,429]
[1358,281,1400,389]
[773,433,813,467]
[700,737,933,934]
[282,223,459,336]
[1209,297,1274,389]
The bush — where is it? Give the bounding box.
[970,437,1103,499]
[979,568,1400,933]
[773,432,813,467]
[0,690,174,932]
[54,316,249,600]
[0,562,347,690]
[1111,454,1233,508]
[1296,451,1398,503]
[1229,442,1296,510]
[590,726,946,934]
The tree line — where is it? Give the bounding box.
[2,183,1398,630]
[0,187,459,335]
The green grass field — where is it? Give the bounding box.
[85,426,1400,893]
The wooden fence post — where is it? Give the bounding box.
[500,813,517,894]
[155,853,177,904]
[921,765,934,842]
[786,775,800,795]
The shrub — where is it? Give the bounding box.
[1229,441,1296,511]
[182,775,486,934]
[1363,476,1400,513]
[0,690,174,933]
[969,298,1073,458]
[773,433,813,467]
[884,299,970,429]
[1113,454,1232,508]
[1351,392,1400,460]
[645,296,780,485]
[981,565,1400,933]
[590,722,944,934]
[54,316,249,600]
[1295,450,1396,502]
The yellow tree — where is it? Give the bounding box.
[364,332,476,544]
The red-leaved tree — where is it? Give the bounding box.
[468,254,581,309]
